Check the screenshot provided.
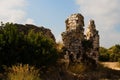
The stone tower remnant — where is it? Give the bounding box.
[86,19,99,61]
[61,13,99,63]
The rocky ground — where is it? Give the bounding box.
[40,62,120,80]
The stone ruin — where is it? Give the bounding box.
[86,19,99,61]
[0,23,55,42]
[14,24,55,41]
[61,13,99,64]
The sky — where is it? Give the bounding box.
[0,0,120,48]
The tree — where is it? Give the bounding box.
[25,29,58,66]
[0,23,22,65]
[99,47,110,61]
[108,44,120,62]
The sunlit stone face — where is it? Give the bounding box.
[65,13,84,31]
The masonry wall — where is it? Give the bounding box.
[61,13,99,63]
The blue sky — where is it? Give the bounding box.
[0,0,120,48]
[25,0,78,40]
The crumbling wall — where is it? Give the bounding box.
[14,24,56,41]
[86,20,99,61]
[61,13,99,63]
[62,13,85,62]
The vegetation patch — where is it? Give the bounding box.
[0,23,58,67]
[6,64,41,80]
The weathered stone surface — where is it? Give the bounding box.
[86,19,99,61]
[65,13,84,31]
[62,13,85,63]
[61,13,99,63]
[14,24,55,41]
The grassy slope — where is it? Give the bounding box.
[0,62,120,80]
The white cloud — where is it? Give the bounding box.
[56,34,62,43]
[25,18,35,24]
[76,0,120,48]
[0,0,27,23]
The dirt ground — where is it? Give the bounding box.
[100,62,120,70]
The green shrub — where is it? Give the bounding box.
[0,23,58,67]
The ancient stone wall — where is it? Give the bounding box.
[65,13,84,31]
[61,13,99,63]
[86,20,99,61]
[0,23,55,42]
[62,13,85,62]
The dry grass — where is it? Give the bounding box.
[67,62,120,80]
[68,63,87,74]
[117,62,120,68]
[6,64,41,80]
[97,63,120,80]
